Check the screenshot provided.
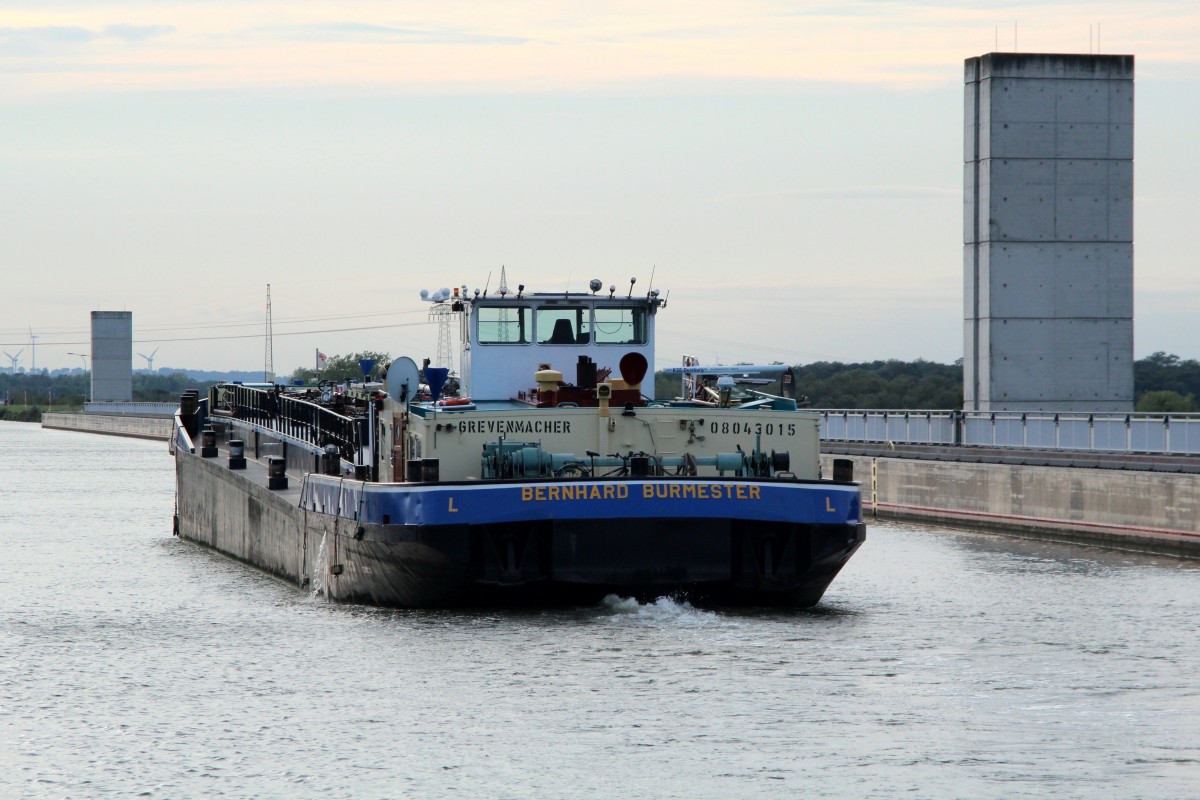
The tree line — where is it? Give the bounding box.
[654,353,1200,411]
[3,351,1197,421]
[650,359,963,408]
[0,372,215,420]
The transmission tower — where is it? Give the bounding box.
[264,284,274,383]
[428,303,454,369]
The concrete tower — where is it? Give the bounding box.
[964,53,1134,412]
[91,311,133,403]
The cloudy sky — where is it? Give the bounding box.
[2,2,1199,375]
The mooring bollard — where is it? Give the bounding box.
[179,391,200,439]
[228,439,247,470]
[201,427,218,458]
[267,456,288,490]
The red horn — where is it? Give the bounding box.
[618,352,648,387]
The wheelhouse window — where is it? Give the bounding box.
[592,306,647,345]
[477,306,531,344]
[536,306,591,345]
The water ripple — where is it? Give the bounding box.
[2,421,1198,799]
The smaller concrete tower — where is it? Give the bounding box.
[91,311,133,402]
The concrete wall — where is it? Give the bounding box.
[91,311,133,402]
[964,53,1134,412]
[175,448,353,598]
[175,450,311,584]
[42,412,172,440]
[822,454,1199,557]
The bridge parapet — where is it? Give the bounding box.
[819,410,1200,457]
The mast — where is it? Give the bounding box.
[497,266,511,343]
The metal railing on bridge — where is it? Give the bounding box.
[818,410,1200,457]
[85,401,178,417]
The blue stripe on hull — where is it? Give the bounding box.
[301,478,863,527]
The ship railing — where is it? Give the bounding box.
[817,409,1200,457]
[172,392,206,455]
[173,410,195,454]
[210,383,367,465]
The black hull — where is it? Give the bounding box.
[320,516,865,609]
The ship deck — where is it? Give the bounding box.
[190,428,305,505]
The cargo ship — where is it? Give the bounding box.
[172,277,865,606]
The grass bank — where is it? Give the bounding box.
[0,405,84,422]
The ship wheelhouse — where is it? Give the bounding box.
[460,291,661,401]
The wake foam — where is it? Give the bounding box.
[599,593,719,625]
[311,530,328,598]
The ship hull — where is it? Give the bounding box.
[324,516,865,608]
[175,446,864,608]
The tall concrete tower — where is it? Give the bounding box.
[964,53,1134,412]
[91,311,133,403]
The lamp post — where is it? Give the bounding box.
[68,352,90,403]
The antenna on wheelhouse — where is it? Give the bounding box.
[264,284,275,383]
[497,266,512,342]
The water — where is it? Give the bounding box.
[2,420,1198,798]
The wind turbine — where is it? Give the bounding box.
[3,348,22,374]
[28,325,38,373]
[138,346,160,372]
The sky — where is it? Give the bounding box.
[2,1,1199,376]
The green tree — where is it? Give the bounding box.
[292,351,391,384]
[1135,352,1200,405]
[1135,390,1197,413]
[132,372,211,401]
[794,359,961,409]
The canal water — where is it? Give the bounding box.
[2,421,1197,799]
